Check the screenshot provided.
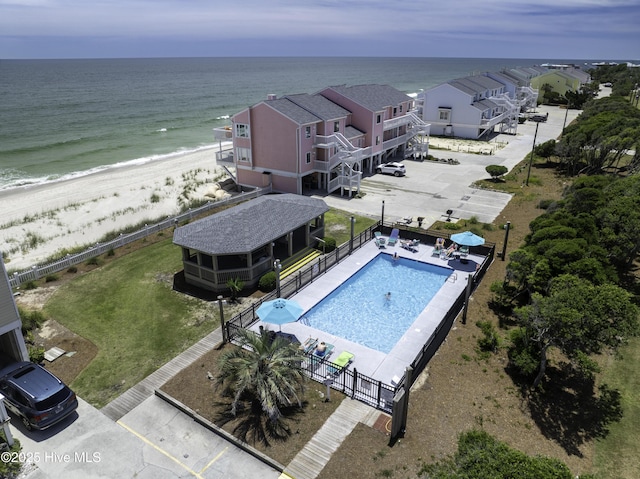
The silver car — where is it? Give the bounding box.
[376,162,406,177]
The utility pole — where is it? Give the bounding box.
[526,122,539,186]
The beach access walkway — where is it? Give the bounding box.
[13,319,380,479]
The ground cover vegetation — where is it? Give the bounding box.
[26,209,374,409]
[318,94,640,478]
[15,85,640,478]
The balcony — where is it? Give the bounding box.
[213,127,233,141]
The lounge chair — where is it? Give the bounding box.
[388,228,400,246]
[400,239,419,253]
[299,337,318,354]
[307,342,334,371]
[375,237,386,249]
[459,245,469,257]
[328,351,355,376]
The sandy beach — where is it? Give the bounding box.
[1,103,580,273]
[1,145,234,271]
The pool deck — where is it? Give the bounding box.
[254,237,484,386]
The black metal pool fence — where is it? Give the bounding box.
[225,224,495,415]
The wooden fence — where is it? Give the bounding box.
[8,188,267,289]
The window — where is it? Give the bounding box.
[393,107,397,116]
[399,104,403,112]
[306,152,311,164]
[334,121,340,132]
[438,109,451,121]
[235,123,249,138]
[376,135,380,145]
[305,126,311,138]
[236,147,251,162]
[376,114,382,124]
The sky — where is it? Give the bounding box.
[1,0,639,60]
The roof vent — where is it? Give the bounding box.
[267,94,277,100]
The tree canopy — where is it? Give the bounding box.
[498,173,640,387]
[216,328,307,423]
[557,97,640,175]
[418,429,574,478]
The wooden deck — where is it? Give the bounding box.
[102,323,381,479]
[101,328,223,421]
[282,399,379,479]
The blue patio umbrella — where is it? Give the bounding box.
[449,231,485,247]
[256,298,304,330]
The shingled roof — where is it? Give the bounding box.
[173,194,329,255]
[324,84,411,112]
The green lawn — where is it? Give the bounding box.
[44,240,217,408]
[593,336,640,479]
[42,208,377,409]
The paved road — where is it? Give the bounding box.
[11,396,282,479]
[319,104,579,227]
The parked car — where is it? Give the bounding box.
[376,162,406,177]
[0,361,78,430]
[529,114,548,123]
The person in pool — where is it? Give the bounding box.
[385,291,392,301]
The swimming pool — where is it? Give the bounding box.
[302,253,451,353]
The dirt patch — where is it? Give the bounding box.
[15,161,596,477]
[315,162,594,478]
[160,344,347,466]
[34,319,98,386]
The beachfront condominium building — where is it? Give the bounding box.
[216,84,430,197]
[418,74,526,140]
[530,69,589,98]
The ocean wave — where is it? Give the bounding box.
[0,143,221,192]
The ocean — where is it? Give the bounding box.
[0,56,592,191]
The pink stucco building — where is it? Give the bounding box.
[217,84,430,196]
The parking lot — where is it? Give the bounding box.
[319,104,579,227]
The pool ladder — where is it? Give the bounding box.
[300,316,310,325]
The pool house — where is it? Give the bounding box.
[173,194,329,293]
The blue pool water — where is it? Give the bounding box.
[302,253,451,353]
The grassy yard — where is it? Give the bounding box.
[43,240,217,408]
[41,208,377,409]
[594,336,640,478]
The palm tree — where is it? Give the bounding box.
[226,277,244,303]
[216,328,307,423]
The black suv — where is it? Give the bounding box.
[0,362,78,430]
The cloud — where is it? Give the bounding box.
[1,0,638,59]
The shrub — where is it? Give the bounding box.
[23,280,38,290]
[538,198,555,209]
[323,237,337,253]
[45,274,58,283]
[107,248,115,257]
[19,307,46,333]
[486,164,508,180]
[29,346,45,364]
[507,327,540,379]
[67,266,78,273]
[0,435,22,477]
[86,256,103,266]
[476,320,500,356]
[258,271,277,292]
